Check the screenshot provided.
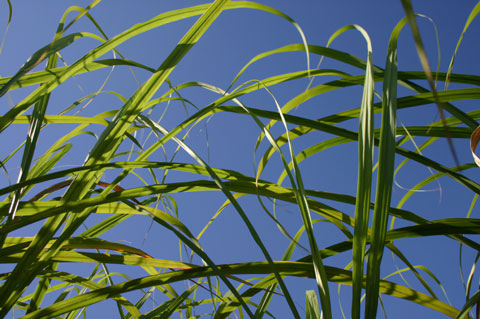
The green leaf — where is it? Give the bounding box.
[306,290,321,319]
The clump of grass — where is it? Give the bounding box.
[1,0,480,318]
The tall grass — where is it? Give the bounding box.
[1,0,480,318]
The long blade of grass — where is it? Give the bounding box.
[18,261,460,319]
[400,0,460,165]
[337,25,375,319]
[445,1,480,89]
[364,16,404,318]
[243,80,333,316]
[0,0,12,57]
[6,10,69,220]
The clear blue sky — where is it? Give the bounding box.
[1,1,479,318]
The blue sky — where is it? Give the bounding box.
[1,1,480,318]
